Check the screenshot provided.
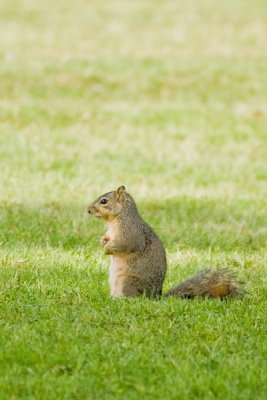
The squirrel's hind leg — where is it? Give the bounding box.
[121,276,145,298]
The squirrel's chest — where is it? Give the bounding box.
[109,256,130,298]
[106,220,120,241]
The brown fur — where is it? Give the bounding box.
[88,187,244,299]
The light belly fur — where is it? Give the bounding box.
[109,255,129,297]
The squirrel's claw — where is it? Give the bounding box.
[100,235,109,247]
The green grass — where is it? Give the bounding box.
[0,0,267,399]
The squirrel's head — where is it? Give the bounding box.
[88,186,133,221]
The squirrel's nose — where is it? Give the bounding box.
[87,206,92,214]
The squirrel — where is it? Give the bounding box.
[87,186,244,299]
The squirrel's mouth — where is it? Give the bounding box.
[87,204,102,218]
[88,209,101,218]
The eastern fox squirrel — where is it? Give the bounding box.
[88,186,244,299]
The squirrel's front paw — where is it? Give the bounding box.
[103,245,113,255]
[100,235,109,247]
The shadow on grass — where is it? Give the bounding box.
[0,197,266,251]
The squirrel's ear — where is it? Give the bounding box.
[116,186,126,202]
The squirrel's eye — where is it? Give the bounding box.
[100,198,108,205]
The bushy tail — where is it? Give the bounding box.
[165,268,245,299]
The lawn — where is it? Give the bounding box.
[0,0,267,399]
